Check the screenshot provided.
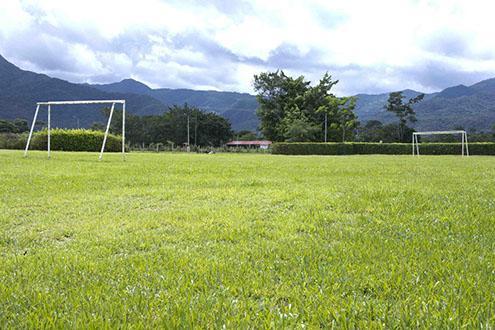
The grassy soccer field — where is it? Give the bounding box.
[0,150,494,328]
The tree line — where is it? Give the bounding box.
[0,105,233,148]
[0,119,28,133]
[254,70,428,143]
[98,104,233,148]
[4,71,495,145]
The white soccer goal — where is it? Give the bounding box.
[412,130,469,156]
[24,100,126,161]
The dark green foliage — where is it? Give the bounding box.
[103,104,233,147]
[234,130,257,141]
[385,91,424,141]
[0,118,29,133]
[254,71,357,142]
[272,142,495,155]
[356,121,415,143]
[0,133,27,149]
[30,129,122,152]
[284,118,321,142]
[319,96,358,142]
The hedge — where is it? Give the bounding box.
[272,142,495,155]
[0,133,28,149]
[30,129,122,152]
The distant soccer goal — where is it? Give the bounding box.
[24,100,126,161]
[412,130,469,156]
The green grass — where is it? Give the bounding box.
[1,150,494,328]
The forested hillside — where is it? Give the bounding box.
[92,79,259,131]
[0,55,165,128]
[2,53,495,132]
[354,81,495,132]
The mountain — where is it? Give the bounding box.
[91,79,152,95]
[413,79,495,131]
[354,89,429,124]
[0,55,258,131]
[92,79,259,131]
[0,55,165,128]
[354,81,495,132]
[2,53,495,132]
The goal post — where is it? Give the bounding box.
[412,130,469,156]
[23,100,126,161]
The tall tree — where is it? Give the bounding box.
[254,71,340,142]
[334,96,358,142]
[254,71,309,141]
[385,91,424,141]
[316,95,358,142]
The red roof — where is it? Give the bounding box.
[226,140,272,146]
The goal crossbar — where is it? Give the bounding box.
[36,100,125,105]
[412,130,468,156]
[24,100,126,161]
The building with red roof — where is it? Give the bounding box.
[225,140,272,149]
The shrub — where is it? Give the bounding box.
[272,142,495,155]
[0,133,28,149]
[30,129,122,152]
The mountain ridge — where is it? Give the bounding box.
[92,78,259,130]
[355,79,495,131]
[1,54,495,132]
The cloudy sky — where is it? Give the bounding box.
[1,0,495,95]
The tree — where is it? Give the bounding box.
[0,120,15,133]
[284,118,320,142]
[254,71,340,142]
[234,130,257,141]
[316,95,358,142]
[254,71,310,141]
[356,120,416,143]
[0,118,29,133]
[385,91,424,141]
[357,120,384,142]
[332,96,358,142]
[316,95,338,142]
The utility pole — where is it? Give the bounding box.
[187,114,190,152]
[324,113,328,142]
[194,116,197,146]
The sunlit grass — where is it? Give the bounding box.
[0,150,494,327]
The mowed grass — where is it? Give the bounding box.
[0,150,494,328]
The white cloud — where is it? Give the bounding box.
[0,0,495,94]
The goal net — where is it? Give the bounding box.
[412,130,469,156]
[23,100,126,160]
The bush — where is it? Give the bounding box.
[272,142,495,155]
[30,129,122,152]
[0,133,28,149]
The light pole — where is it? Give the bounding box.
[186,114,190,152]
[324,113,328,142]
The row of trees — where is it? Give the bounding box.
[355,120,416,143]
[0,119,29,133]
[98,104,232,147]
[0,105,233,149]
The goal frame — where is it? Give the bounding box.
[412,130,469,156]
[23,100,126,161]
